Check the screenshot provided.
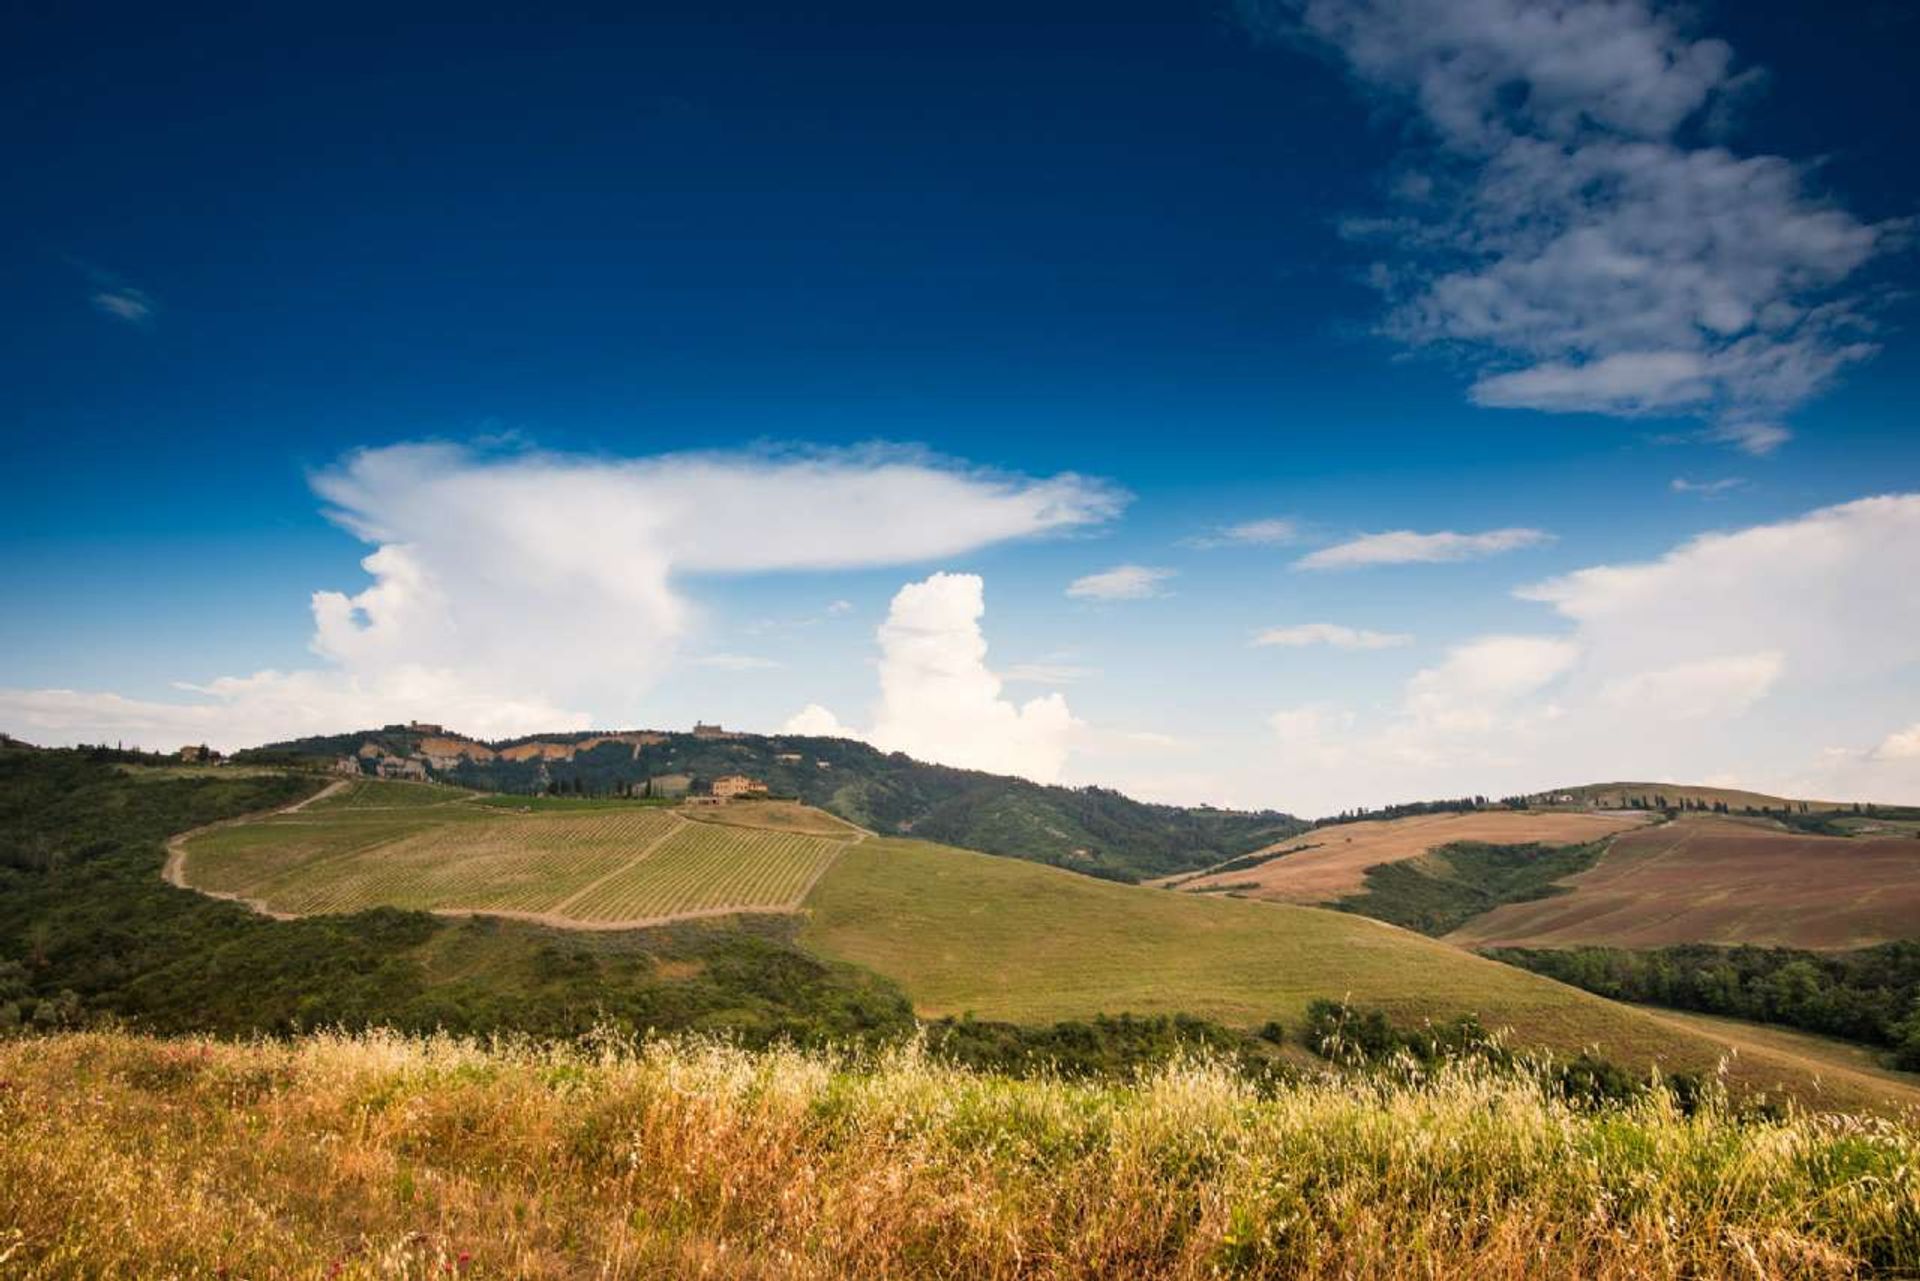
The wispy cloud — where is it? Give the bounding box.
[1670,476,1746,497]
[1254,622,1413,650]
[687,653,784,671]
[91,286,155,325]
[1252,0,1902,452]
[1293,527,1552,570]
[1182,517,1302,549]
[1066,564,1175,600]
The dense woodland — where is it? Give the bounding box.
[1489,942,1920,1070]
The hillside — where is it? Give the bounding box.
[238,725,1304,881]
[176,780,856,928]
[1162,809,1647,902]
[1449,814,1920,951]
[797,835,1920,1112]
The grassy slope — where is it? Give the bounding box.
[10,1030,1918,1279]
[1645,1008,1920,1095]
[800,838,1920,1112]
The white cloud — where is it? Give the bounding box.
[1002,661,1097,685]
[1259,0,1900,449]
[791,573,1078,782]
[91,288,155,325]
[687,653,784,671]
[1183,517,1302,549]
[1254,622,1412,650]
[1401,635,1580,734]
[1597,651,1783,720]
[0,444,1119,752]
[1293,527,1552,570]
[1259,493,1920,814]
[782,704,849,737]
[1875,723,1920,762]
[1066,564,1175,600]
[1670,476,1745,496]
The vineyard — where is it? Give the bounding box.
[304,778,474,810]
[564,823,847,921]
[177,799,854,927]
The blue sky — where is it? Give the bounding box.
[3,0,1917,815]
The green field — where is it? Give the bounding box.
[798,837,1920,1111]
[181,802,850,925]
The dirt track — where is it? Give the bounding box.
[160,778,349,919]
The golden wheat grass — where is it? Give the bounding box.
[1,1029,1916,1278]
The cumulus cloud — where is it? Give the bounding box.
[782,704,849,737]
[1065,564,1175,600]
[1252,0,1901,450]
[791,573,1078,782]
[1183,517,1302,549]
[1261,493,1920,814]
[1293,527,1552,570]
[1254,622,1412,650]
[1875,724,1920,762]
[0,444,1119,751]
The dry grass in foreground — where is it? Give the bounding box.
[2,1030,1918,1279]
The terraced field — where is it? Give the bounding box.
[177,798,854,927]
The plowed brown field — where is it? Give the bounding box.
[1448,815,1920,950]
[1169,810,1649,904]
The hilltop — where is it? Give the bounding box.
[237,724,1303,882]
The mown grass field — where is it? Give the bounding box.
[179,798,852,927]
[1448,815,1920,950]
[799,838,1920,1112]
[4,1029,1916,1279]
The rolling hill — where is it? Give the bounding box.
[157,769,1920,1110]
[1161,809,1647,902]
[237,725,1303,882]
[1448,813,1920,951]
[796,835,1919,1111]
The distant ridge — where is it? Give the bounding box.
[237,724,1303,883]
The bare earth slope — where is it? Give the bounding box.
[1169,810,1649,903]
[1448,814,1920,951]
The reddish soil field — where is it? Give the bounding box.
[1449,816,1920,951]
[1172,810,1649,904]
